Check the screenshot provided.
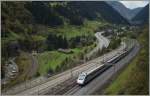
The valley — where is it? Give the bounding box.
[1,1,149,95]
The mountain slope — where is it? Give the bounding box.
[2,1,129,37]
[1,1,129,60]
[107,1,142,20]
[132,4,149,25]
[66,1,129,24]
[24,1,129,25]
[105,25,149,95]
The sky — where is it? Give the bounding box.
[119,1,149,9]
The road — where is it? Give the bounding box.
[86,32,110,59]
[96,32,110,48]
[64,40,140,95]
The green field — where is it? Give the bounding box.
[37,44,96,75]
[105,26,149,95]
[36,20,106,75]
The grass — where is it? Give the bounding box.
[105,26,149,95]
[37,44,96,75]
[36,20,100,75]
[37,51,68,75]
[105,52,140,94]
[2,19,106,89]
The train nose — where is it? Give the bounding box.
[77,79,84,85]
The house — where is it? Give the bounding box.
[58,48,73,54]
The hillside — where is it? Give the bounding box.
[1,1,129,59]
[107,1,142,20]
[1,1,148,93]
[105,25,149,94]
[132,4,149,25]
[67,1,129,24]
[1,1,129,87]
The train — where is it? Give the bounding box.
[77,42,135,85]
[77,64,111,85]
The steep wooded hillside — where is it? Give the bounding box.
[132,4,149,25]
[1,1,129,63]
[107,1,142,20]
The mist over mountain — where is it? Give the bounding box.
[132,4,149,25]
[66,1,129,24]
[106,1,143,20]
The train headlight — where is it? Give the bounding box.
[77,79,84,85]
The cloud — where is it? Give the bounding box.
[119,1,149,9]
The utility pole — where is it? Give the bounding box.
[70,67,73,77]
[25,80,27,88]
[38,86,39,95]
[70,61,73,78]
[103,53,105,63]
[113,64,115,74]
[84,56,86,63]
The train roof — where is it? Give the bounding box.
[107,50,128,63]
[107,54,120,63]
[83,64,105,75]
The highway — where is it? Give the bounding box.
[86,31,110,59]
[96,32,110,48]
[64,40,140,95]
[95,32,110,49]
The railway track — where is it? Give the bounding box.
[64,85,81,95]
[44,77,77,95]
[21,43,126,95]
[63,40,140,95]
[3,38,127,95]
[45,40,132,95]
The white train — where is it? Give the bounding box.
[77,43,135,85]
[77,64,111,85]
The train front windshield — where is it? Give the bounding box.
[79,74,86,80]
[78,74,86,80]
